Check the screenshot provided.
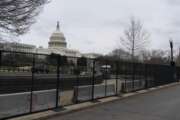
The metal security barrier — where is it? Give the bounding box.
[0,50,179,119]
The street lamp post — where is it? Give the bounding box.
[169,40,175,66]
[169,39,178,82]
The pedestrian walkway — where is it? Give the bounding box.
[48,84,180,120]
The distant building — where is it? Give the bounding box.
[36,21,82,57]
[48,21,67,49]
[0,21,100,59]
[0,42,36,53]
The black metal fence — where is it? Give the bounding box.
[0,50,178,119]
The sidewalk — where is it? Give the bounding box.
[8,82,180,120]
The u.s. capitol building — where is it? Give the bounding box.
[0,22,100,58]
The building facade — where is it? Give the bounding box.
[0,42,36,53]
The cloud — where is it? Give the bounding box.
[20,0,180,54]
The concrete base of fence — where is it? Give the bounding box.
[0,92,30,119]
[7,82,180,120]
[0,90,57,119]
[32,90,56,112]
[0,84,116,119]
[74,84,116,102]
[121,80,146,92]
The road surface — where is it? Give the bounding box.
[48,84,180,120]
[0,73,103,94]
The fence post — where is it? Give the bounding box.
[177,67,179,82]
[91,60,95,101]
[0,50,2,68]
[56,55,60,108]
[124,62,127,92]
[30,54,35,113]
[105,60,108,96]
[145,64,148,89]
[75,66,79,103]
[132,62,135,91]
[115,61,118,95]
[173,64,177,82]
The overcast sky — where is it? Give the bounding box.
[20,0,180,54]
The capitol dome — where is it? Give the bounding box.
[48,21,67,49]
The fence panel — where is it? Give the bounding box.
[0,51,33,119]
[146,64,155,88]
[176,67,180,81]
[32,54,57,112]
[74,58,94,102]
[121,61,134,92]
[154,65,175,86]
[116,61,125,93]
[133,63,146,91]
[59,57,78,106]
[105,60,116,96]
[91,59,106,99]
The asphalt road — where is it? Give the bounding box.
[48,85,180,120]
[0,73,105,94]
[0,72,139,94]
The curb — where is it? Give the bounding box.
[9,82,180,120]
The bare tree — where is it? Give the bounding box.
[138,49,170,64]
[175,48,180,66]
[0,0,48,41]
[120,17,150,61]
[109,48,131,60]
[148,50,170,64]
